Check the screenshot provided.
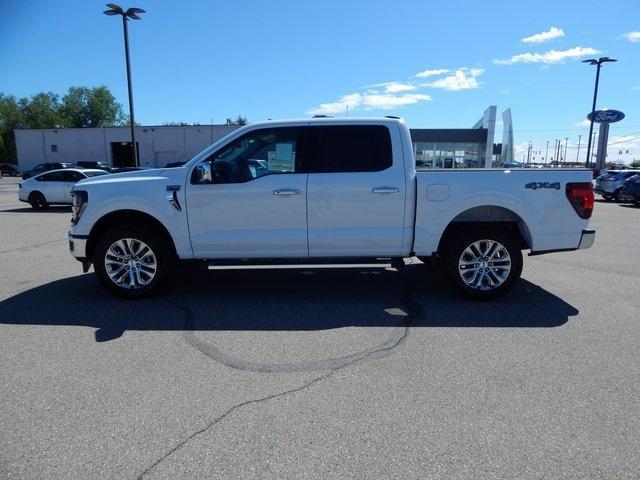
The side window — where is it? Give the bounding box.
[308,125,392,173]
[38,172,63,181]
[63,171,84,182]
[196,127,300,184]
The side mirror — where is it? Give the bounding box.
[192,161,213,184]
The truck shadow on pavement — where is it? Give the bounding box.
[0,265,579,344]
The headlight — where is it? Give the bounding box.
[71,190,88,225]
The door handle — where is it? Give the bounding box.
[372,187,400,194]
[273,189,301,196]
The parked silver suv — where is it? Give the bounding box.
[594,170,640,201]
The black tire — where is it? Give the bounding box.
[613,189,623,202]
[442,226,523,300]
[93,223,175,298]
[28,191,48,210]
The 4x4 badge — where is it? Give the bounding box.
[525,182,560,190]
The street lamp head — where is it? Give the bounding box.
[103,3,124,15]
[103,4,145,19]
[599,57,617,63]
[582,59,598,65]
[125,7,146,20]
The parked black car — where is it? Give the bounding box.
[0,163,21,177]
[22,162,73,179]
[109,166,150,174]
[75,161,112,172]
[620,174,640,205]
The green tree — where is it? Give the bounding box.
[19,92,62,128]
[630,159,640,168]
[225,115,248,126]
[0,94,25,163]
[60,86,124,128]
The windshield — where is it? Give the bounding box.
[83,171,110,177]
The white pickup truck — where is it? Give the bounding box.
[68,117,595,299]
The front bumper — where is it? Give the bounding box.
[68,232,88,259]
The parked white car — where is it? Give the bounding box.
[19,168,109,209]
[68,117,595,299]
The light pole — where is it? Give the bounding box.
[564,137,569,164]
[103,4,146,167]
[575,135,582,162]
[545,140,549,165]
[582,56,617,168]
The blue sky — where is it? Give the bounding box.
[1,0,639,162]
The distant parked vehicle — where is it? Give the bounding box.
[75,161,112,172]
[619,174,640,205]
[21,162,73,180]
[110,166,150,174]
[594,170,640,201]
[165,161,186,168]
[18,168,109,209]
[0,163,21,176]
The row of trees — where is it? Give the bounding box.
[0,85,249,164]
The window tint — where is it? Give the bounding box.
[202,127,300,184]
[62,171,85,182]
[38,171,65,181]
[308,125,392,173]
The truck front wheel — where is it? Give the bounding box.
[93,224,173,298]
[443,226,523,300]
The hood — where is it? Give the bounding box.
[75,168,179,187]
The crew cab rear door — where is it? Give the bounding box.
[186,126,309,259]
[305,124,406,257]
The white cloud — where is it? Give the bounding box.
[493,46,601,65]
[307,92,431,115]
[521,26,565,44]
[575,119,591,127]
[621,31,640,42]
[631,85,640,91]
[420,68,484,91]
[414,68,449,78]
[370,82,417,93]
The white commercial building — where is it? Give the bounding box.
[14,124,239,172]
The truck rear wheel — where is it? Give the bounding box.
[443,226,523,300]
[93,224,173,298]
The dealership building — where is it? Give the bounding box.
[14,106,513,171]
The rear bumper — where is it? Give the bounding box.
[578,229,595,250]
[529,229,595,256]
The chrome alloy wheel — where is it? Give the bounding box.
[104,238,157,289]
[458,239,511,291]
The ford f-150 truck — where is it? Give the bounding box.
[68,117,595,299]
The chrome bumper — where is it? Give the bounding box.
[578,229,595,250]
[68,232,88,259]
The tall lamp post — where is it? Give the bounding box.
[582,56,617,168]
[103,4,146,167]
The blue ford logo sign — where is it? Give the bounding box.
[587,109,625,123]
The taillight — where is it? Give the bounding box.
[565,182,594,219]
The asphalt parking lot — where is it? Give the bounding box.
[1,175,639,479]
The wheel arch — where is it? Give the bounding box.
[436,205,532,254]
[86,209,178,261]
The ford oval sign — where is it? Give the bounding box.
[587,109,625,123]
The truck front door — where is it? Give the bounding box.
[186,126,309,259]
